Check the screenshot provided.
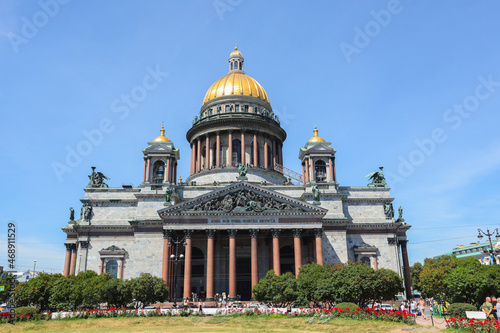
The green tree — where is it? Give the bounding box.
[334,261,377,306]
[252,270,297,307]
[78,271,111,308]
[48,275,74,310]
[372,268,403,303]
[314,274,339,308]
[13,282,31,307]
[410,262,423,293]
[445,258,500,304]
[103,278,132,308]
[419,255,459,302]
[129,273,169,308]
[296,263,329,306]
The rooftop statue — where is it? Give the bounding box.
[397,206,404,222]
[237,164,248,180]
[164,187,172,206]
[80,202,93,222]
[69,207,75,221]
[87,167,110,188]
[312,185,321,203]
[366,166,387,187]
[384,202,394,219]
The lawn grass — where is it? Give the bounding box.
[0,316,441,333]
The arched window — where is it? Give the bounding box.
[191,247,205,276]
[232,139,241,165]
[152,161,165,184]
[230,62,234,70]
[315,160,327,182]
[106,260,118,278]
[359,257,371,266]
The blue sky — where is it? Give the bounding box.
[1,0,499,273]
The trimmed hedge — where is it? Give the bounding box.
[446,303,476,318]
[335,302,359,311]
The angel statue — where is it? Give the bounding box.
[237,164,248,178]
[366,166,387,187]
[87,166,110,188]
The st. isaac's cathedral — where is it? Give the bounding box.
[62,47,412,301]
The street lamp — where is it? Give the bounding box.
[168,235,187,308]
[477,228,500,264]
[33,260,37,277]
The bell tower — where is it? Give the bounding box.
[142,125,180,184]
[298,125,337,185]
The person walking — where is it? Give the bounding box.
[419,299,426,320]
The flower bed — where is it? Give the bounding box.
[1,306,415,324]
[446,316,500,332]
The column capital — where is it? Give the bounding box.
[228,229,238,238]
[79,241,89,249]
[292,228,303,238]
[163,229,172,239]
[387,237,397,245]
[249,229,259,238]
[184,229,194,239]
[65,243,72,250]
[271,228,281,238]
[398,239,409,246]
[313,228,323,238]
[206,229,216,239]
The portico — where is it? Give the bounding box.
[158,182,327,301]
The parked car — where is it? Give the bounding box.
[0,303,13,313]
[379,304,393,311]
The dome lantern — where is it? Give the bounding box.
[228,47,244,73]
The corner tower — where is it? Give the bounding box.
[299,125,337,185]
[142,125,180,184]
[186,47,287,184]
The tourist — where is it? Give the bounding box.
[419,299,426,320]
[481,297,494,319]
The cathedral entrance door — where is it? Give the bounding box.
[236,257,252,301]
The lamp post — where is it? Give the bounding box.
[33,260,37,277]
[477,228,500,264]
[168,235,186,308]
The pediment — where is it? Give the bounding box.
[143,143,173,153]
[306,143,336,153]
[158,182,327,217]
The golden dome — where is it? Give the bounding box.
[308,125,326,143]
[153,125,171,142]
[230,46,242,57]
[203,72,270,105]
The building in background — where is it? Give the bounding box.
[439,241,500,264]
